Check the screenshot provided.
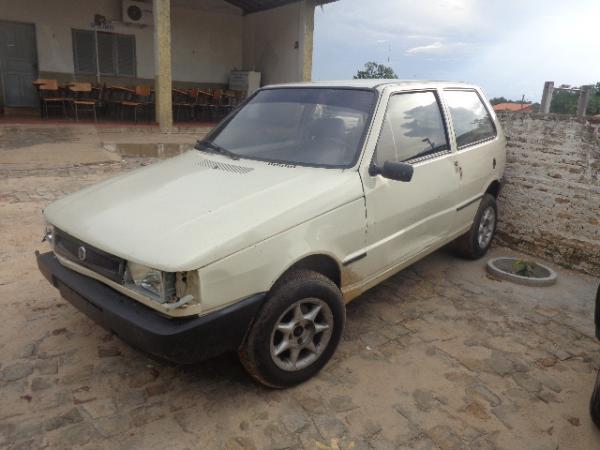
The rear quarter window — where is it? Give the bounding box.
[444,90,496,149]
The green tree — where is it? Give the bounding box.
[550,90,578,114]
[549,83,600,115]
[489,97,508,105]
[587,83,600,116]
[354,62,397,79]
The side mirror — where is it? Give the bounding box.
[369,160,414,182]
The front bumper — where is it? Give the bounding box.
[36,251,266,364]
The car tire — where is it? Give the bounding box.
[452,193,497,260]
[239,269,345,388]
[594,283,600,340]
[591,368,600,429]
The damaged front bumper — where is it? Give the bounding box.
[36,251,266,364]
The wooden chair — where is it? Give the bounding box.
[208,89,235,121]
[102,86,136,120]
[33,79,52,117]
[67,82,101,122]
[33,78,52,87]
[121,85,153,123]
[172,88,195,122]
[193,88,213,122]
[210,89,224,121]
[38,80,67,119]
[222,90,238,116]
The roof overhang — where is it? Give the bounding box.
[224,0,338,14]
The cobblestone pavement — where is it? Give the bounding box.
[1,158,599,450]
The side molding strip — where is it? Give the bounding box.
[456,195,483,212]
[343,252,367,266]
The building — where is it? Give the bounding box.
[493,102,534,113]
[0,0,336,129]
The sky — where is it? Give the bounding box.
[312,0,600,102]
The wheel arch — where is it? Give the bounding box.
[485,179,502,198]
[276,253,342,289]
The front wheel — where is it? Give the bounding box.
[591,368,600,429]
[452,193,498,260]
[239,270,345,388]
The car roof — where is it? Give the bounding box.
[263,79,480,91]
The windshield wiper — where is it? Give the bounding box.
[195,140,240,160]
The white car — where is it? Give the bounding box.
[38,80,506,387]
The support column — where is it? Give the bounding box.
[540,81,554,114]
[153,0,173,131]
[577,85,593,117]
[298,0,315,82]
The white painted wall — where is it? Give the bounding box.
[0,0,243,83]
[171,1,243,83]
[242,2,305,86]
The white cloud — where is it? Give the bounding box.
[406,42,443,55]
[313,0,600,100]
[406,41,469,55]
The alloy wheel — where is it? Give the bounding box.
[269,298,333,371]
[478,206,496,249]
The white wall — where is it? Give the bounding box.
[242,2,305,86]
[0,0,243,83]
[171,4,242,83]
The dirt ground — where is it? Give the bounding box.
[1,133,600,450]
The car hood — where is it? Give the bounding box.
[44,151,364,271]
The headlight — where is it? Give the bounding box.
[125,262,175,303]
[42,223,55,245]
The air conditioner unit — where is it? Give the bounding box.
[122,0,153,26]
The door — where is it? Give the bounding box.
[0,21,38,107]
[442,89,499,229]
[363,89,460,273]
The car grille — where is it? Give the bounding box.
[53,229,126,283]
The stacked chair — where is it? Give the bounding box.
[66,82,102,121]
[34,80,240,124]
[120,85,154,123]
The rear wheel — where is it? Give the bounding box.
[452,193,497,260]
[239,270,345,388]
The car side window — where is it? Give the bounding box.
[444,90,496,148]
[374,91,449,165]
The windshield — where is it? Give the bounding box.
[203,88,376,168]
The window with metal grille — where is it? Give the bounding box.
[72,29,136,77]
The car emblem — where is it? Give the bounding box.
[78,246,87,261]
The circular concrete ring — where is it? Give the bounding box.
[486,257,558,287]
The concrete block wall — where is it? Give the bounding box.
[496,112,600,276]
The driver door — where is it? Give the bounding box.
[363,89,460,273]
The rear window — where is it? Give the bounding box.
[444,90,496,148]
